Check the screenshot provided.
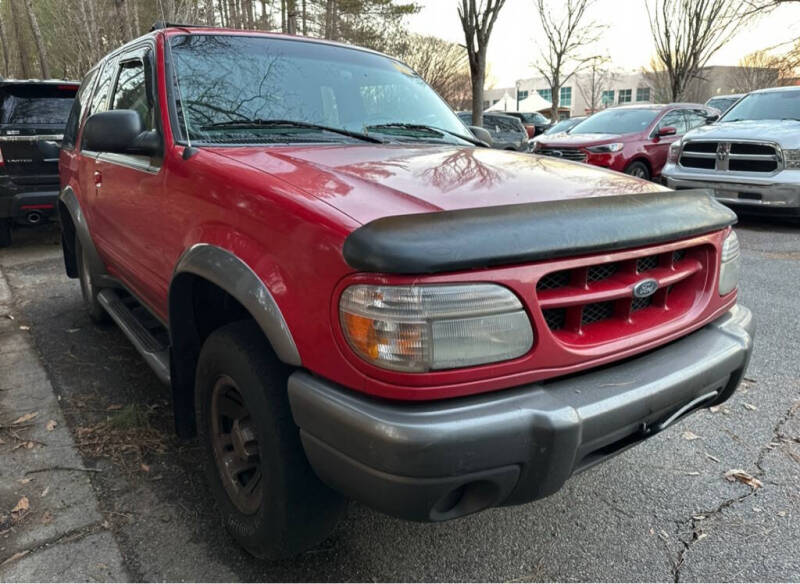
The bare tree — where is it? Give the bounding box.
[646,0,753,101]
[532,0,602,121]
[731,50,782,92]
[395,34,471,107]
[575,55,616,114]
[0,14,9,77]
[24,0,49,77]
[458,0,506,126]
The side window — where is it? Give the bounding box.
[658,110,688,135]
[110,58,155,131]
[87,61,116,118]
[63,68,98,150]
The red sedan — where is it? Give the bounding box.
[532,104,717,181]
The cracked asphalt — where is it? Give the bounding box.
[0,219,798,582]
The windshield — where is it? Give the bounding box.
[0,85,76,125]
[545,118,580,134]
[721,90,800,122]
[169,34,469,145]
[570,108,659,134]
[706,97,738,113]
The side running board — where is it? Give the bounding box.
[97,289,171,385]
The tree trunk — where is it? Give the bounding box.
[470,54,486,127]
[9,0,30,78]
[0,14,10,77]
[121,0,135,40]
[302,0,307,35]
[286,0,297,34]
[551,85,559,121]
[205,0,215,25]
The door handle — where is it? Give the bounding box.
[93,170,102,187]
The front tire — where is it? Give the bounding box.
[0,219,12,247]
[75,235,108,323]
[195,321,346,559]
[624,160,651,181]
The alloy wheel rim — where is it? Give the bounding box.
[210,375,263,515]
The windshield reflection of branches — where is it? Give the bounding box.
[172,35,307,141]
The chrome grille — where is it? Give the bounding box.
[679,141,780,173]
[537,147,587,162]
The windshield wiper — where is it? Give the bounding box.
[200,119,384,143]
[366,123,487,147]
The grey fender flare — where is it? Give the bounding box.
[170,244,302,366]
[58,186,109,282]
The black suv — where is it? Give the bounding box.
[0,80,78,246]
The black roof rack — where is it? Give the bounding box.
[151,21,216,31]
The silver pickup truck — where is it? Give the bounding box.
[662,86,800,219]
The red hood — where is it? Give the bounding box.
[209,144,665,225]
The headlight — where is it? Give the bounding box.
[339,284,533,372]
[586,142,624,153]
[719,230,741,295]
[783,149,800,169]
[668,141,682,163]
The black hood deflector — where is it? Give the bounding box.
[342,189,736,274]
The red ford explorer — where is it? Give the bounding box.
[532,104,718,181]
[58,25,754,559]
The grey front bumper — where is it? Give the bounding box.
[289,306,754,522]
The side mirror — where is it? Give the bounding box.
[83,110,161,157]
[469,125,493,146]
[705,114,719,123]
[657,126,677,137]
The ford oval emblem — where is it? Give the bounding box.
[632,278,659,298]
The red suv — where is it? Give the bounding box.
[59,26,753,559]
[532,104,717,180]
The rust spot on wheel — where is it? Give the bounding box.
[210,375,262,515]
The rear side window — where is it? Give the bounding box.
[63,69,99,150]
[658,110,689,134]
[110,58,155,131]
[0,84,77,125]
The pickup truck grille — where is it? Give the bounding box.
[537,147,587,162]
[679,141,780,173]
[536,245,709,344]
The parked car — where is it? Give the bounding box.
[457,111,528,150]
[705,94,743,115]
[504,111,552,137]
[532,104,717,180]
[0,79,78,246]
[529,116,587,152]
[60,25,753,560]
[663,86,800,218]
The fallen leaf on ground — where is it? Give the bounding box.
[709,405,722,413]
[697,532,708,541]
[18,325,30,331]
[685,471,701,476]
[778,511,787,517]
[5,314,14,320]
[724,468,763,489]
[45,420,57,431]
[106,404,123,411]
[140,463,150,473]
[11,411,38,425]
[40,486,49,497]
[17,478,31,485]
[11,496,30,517]
[693,515,706,521]
[743,403,758,411]
[41,511,53,524]
[682,431,701,441]
[705,452,720,463]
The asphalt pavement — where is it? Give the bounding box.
[0,219,798,582]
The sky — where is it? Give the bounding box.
[406,0,800,88]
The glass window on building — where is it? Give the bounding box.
[560,86,572,106]
[537,88,552,102]
[618,89,632,103]
[517,89,529,101]
[636,87,651,102]
[601,90,615,105]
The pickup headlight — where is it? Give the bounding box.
[339,284,533,372]
[719,230,741,295]
[668,141,682,163]
[783,149,800,169]
[586,142,624,153]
